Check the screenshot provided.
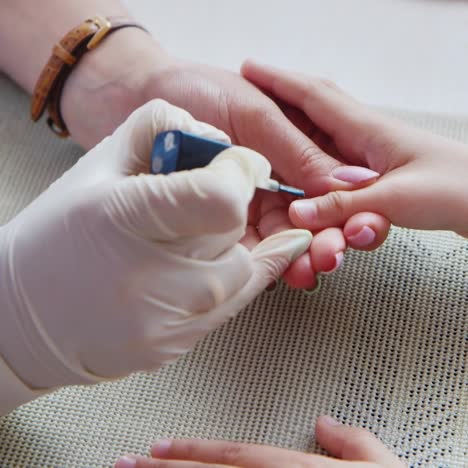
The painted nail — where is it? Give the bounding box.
[291,199,317,224]
[347,226,376,247]
[322,252,344,274]
[152,439,172,458]
[115,456,136,468]
[321,415,342,427]
[332,166,379,185]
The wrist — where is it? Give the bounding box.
[60,27,174,149]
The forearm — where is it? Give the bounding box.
[0,0,130,93]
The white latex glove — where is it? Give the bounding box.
[0,99,312,413]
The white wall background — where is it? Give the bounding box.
[125,0,468,115]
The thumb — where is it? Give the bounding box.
[104,147,271,243]
[315,416,406,467]
[205,229,312,328]
[289,184,384,232]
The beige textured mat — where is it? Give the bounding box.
[0,74,466,467]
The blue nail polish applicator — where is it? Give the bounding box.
[150,130,305,197]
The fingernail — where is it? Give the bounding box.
[152,439,172,458]
[253,229,313,263]
[244,58,267,68]
[332,166,379,185]
[303,275,322,295]
[321,415,342,427]
[291,199,317,224]
[115,456,136,468]
[322,252,344,274]
[347,226,376,247]
[266,281,278,292]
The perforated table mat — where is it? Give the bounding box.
[0,74,466,467]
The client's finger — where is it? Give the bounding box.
[289,186,385,233]
[343,212,391,251]
[310,228,346,274]
[315,416,406,467]
[241,60,386,167]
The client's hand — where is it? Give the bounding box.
[115,416,406,467]
[0,100,311,414]
[242,61,468,239]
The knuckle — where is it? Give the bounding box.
[361,128,402,171]
[240,102,279,140]
[245,103,274,126]
[297,144,332,178]
[229,101,268,139]
[319,190,348,217]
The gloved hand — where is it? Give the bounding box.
[0,99,312,414]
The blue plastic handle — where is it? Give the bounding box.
[151,130,231,174]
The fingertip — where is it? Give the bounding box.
[310,228,346,274]
[240,59,280,94]
[282,252,318,289]
[240,59,260,84]
[347,225,377,250]
[241,58,269,75]
[344,212,391,251]
[289,192,355,231]
[316,417,404,466]
[289,199,315,228]
[323,251,344,274]
[151,439,172,458]
[317,415,343,430]
[240,58,255,75]
[115,455,137,468]
[315,415,347,458]
[116,455,156,468]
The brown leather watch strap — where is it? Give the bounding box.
[31,15,148,137]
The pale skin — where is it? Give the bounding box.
[0,1,466,466]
